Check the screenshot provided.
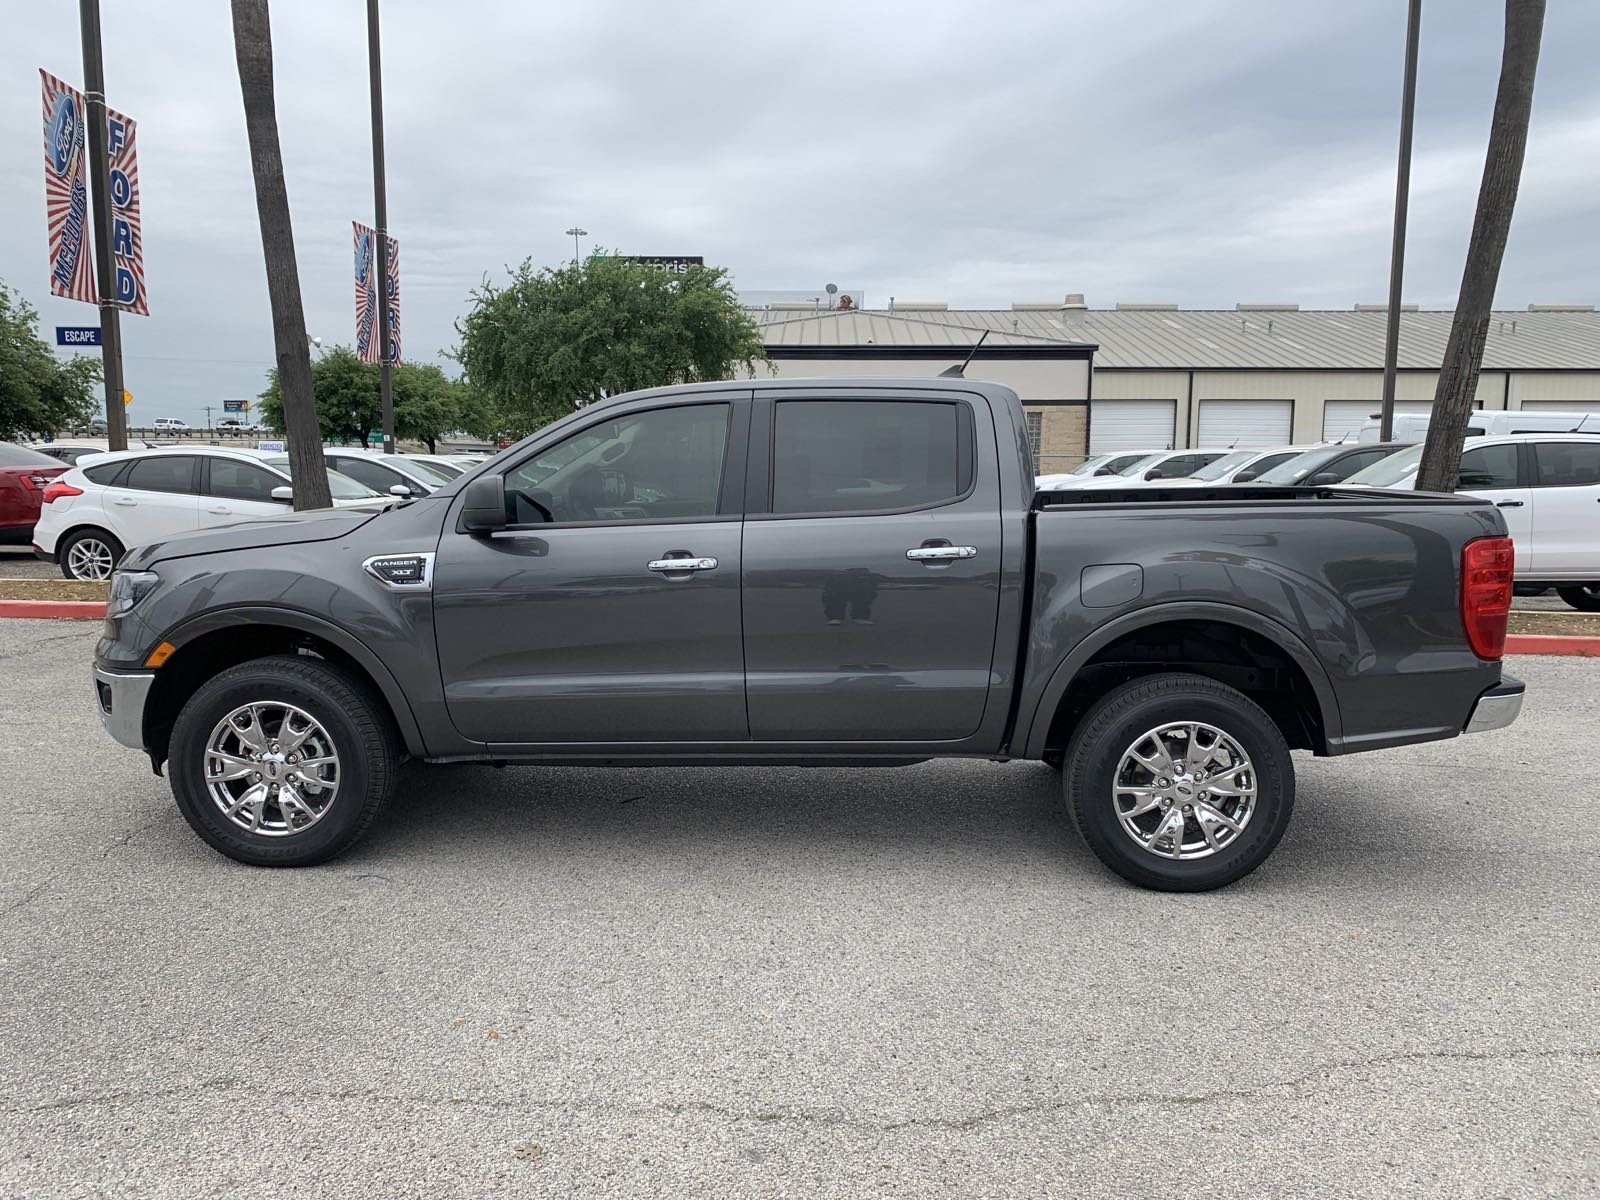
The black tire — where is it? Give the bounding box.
[168,654,398,867]
[1557,584,1600,613]
[1064,672,1295,892]
[58,527,124,581]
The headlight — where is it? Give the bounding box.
[106,569,161,618]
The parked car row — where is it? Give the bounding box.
[1038,441,1409,492]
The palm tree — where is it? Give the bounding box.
[1415,0,1546,493]
[230,0,331,509]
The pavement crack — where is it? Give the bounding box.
[7,1045,1597,1127]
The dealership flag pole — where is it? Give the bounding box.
[79,0,127,452]
[1380,0,1422,443]
[367,0,394,453]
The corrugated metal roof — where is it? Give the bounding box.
[755,307,1600,370]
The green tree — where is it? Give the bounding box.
[259,347,464,450]
[0,280,101,439]
[453,255,768,437]
[1416,0,1545,492]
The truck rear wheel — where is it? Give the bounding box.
[168,655,398,867]
[1064,672,1294,892]
[1557,584,1600,612]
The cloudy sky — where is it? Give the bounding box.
[3,0,1597,422]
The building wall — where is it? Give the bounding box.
[1032,405,1088,473]
[764,355,1090,403]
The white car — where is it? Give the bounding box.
[34,446,383,580]
[402,454,469,479]
[1151,445,1324,487]
[214,418,262,435]
[1358,408,1600,444]
[310,449,457,497]
[1064,449,1231,490]
[151,417,190,432]
[1344,433,1600,609]
[1037,449,1170,491]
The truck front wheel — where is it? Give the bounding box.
[168,655,398,867]
[1064,673,1294,892]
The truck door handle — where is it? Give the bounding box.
[112,497,137,507]
[906,545,977,561]
[647,556,718,573]
[1496,500,1524,508]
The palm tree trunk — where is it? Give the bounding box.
[230,0,331,510]
[1415,0,1545,493]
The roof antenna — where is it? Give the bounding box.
[940,330,990,378]
[1570,413,1595,433]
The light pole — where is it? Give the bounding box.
[367,0,395,453]
[565,226,587,263]
[1379,0,1422,442]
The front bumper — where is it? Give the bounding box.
[1463,674,1524,735]
[93,666,154,751]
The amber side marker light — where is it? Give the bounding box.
[144,641,176,668]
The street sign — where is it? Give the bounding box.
[56,325,101,346]
[122,389,132,406]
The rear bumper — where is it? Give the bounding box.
[93,666,154,751]
[33,544,57,564]
[1463,674,1524,735]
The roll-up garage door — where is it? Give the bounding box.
[1196,400,1293,447]
[1089,400,1176,453]
[1321,400,1431,441]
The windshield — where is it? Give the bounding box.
[0,442,65,467]
[264,457,382,499]
[1254,449,1335,485]
[1187,450,1259,482]
[1070,455,1110,477]
[398,459,455,485]
[1344,443,1424,487]
[415,459,463,479]
[1115,453,1164,477]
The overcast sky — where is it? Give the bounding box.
[3,0,1598,422]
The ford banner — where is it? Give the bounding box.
[41,69,96,305]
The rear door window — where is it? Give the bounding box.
[771,400,967,515]
[124,456,199,494]
[1532,442,1600,487]
[1455,444,1520,490]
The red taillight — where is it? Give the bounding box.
[41,480,83,504]
[1461,535,1514,660]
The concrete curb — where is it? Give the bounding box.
[0,600,107,621]
[1505,634,1600,657]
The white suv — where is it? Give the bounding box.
[1345,433,1600,610]
[151,417,190,431]
[33,446,383,580]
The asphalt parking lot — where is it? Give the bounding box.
[1,619,1597,1198]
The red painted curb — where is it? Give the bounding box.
[0,600,107,621]
[1505,633,1600,657]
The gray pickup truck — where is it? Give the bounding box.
[91,378,1523,890]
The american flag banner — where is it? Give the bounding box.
[106,105,148,315]
[354,222,400,363]
[40,69,95,304]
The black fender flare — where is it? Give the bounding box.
[1017,600,1344,759]
[158,604,428,757]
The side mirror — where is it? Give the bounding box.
[1144,468,1165,480]
[270,485,294,503]
[388,484,413,497]
[1233,470,1259,483]
[1308,471,1341,486]
[460,474,507,534]
[1094,466,1118,476]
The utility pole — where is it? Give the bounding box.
[204,404,214,430]
[366,0,394,453]
[1379,0,1422,442]
[79,0,128,452]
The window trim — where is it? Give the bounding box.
[748,395,980,522]
[480,399,747,533]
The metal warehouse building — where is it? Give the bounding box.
[754,299,1600,473]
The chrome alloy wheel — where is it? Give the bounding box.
[203,702,341,837]
[66,537,115,581]
[1112,721,1257,860]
